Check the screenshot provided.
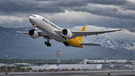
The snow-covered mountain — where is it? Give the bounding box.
[0,26,133,59]
[85,36,135,52]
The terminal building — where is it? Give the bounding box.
[29,64,102,70]
[28,59,135,71]
[80,59,135,69]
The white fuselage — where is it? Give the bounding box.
[29,14,64,42]
[20,14,120,47]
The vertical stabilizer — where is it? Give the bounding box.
[76,26,85,42]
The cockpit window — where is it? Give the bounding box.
[32,15,36,17]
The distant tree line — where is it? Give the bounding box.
[0,58,83,64]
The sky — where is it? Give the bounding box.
[0,0,135,40]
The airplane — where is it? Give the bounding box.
[18,14,122,48]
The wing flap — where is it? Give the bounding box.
[80,43,101,46]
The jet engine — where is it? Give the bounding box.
[61,29,73,38]
[28,29,39,39]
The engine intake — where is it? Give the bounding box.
[28,29,39,39]
[61,29,73,38]
[62,29,68,35]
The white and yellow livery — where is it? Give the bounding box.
[18,14,121,48]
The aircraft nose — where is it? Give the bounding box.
[29,16,34,24]
[29,15,37,27]
[29,16,32,20]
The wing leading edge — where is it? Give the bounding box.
[17,31,48,37]
[72,29,122,37]
[17,31,28,34]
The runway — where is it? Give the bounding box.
[0,70,135,76]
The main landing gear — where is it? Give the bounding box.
[44,37,51,47]
[45,41,51,47]
[63,41,69,47]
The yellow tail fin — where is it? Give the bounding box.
[76,26,85,42]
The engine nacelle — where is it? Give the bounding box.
[28,29,39,39]
[61,29,73,38]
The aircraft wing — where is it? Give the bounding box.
[17,31,28,34]
[17,31,48,37]
[72,29,122,37]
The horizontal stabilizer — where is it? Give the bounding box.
[80,43,101,46]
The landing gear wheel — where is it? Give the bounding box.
[63,41,69,47]
[45,41,51,47]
